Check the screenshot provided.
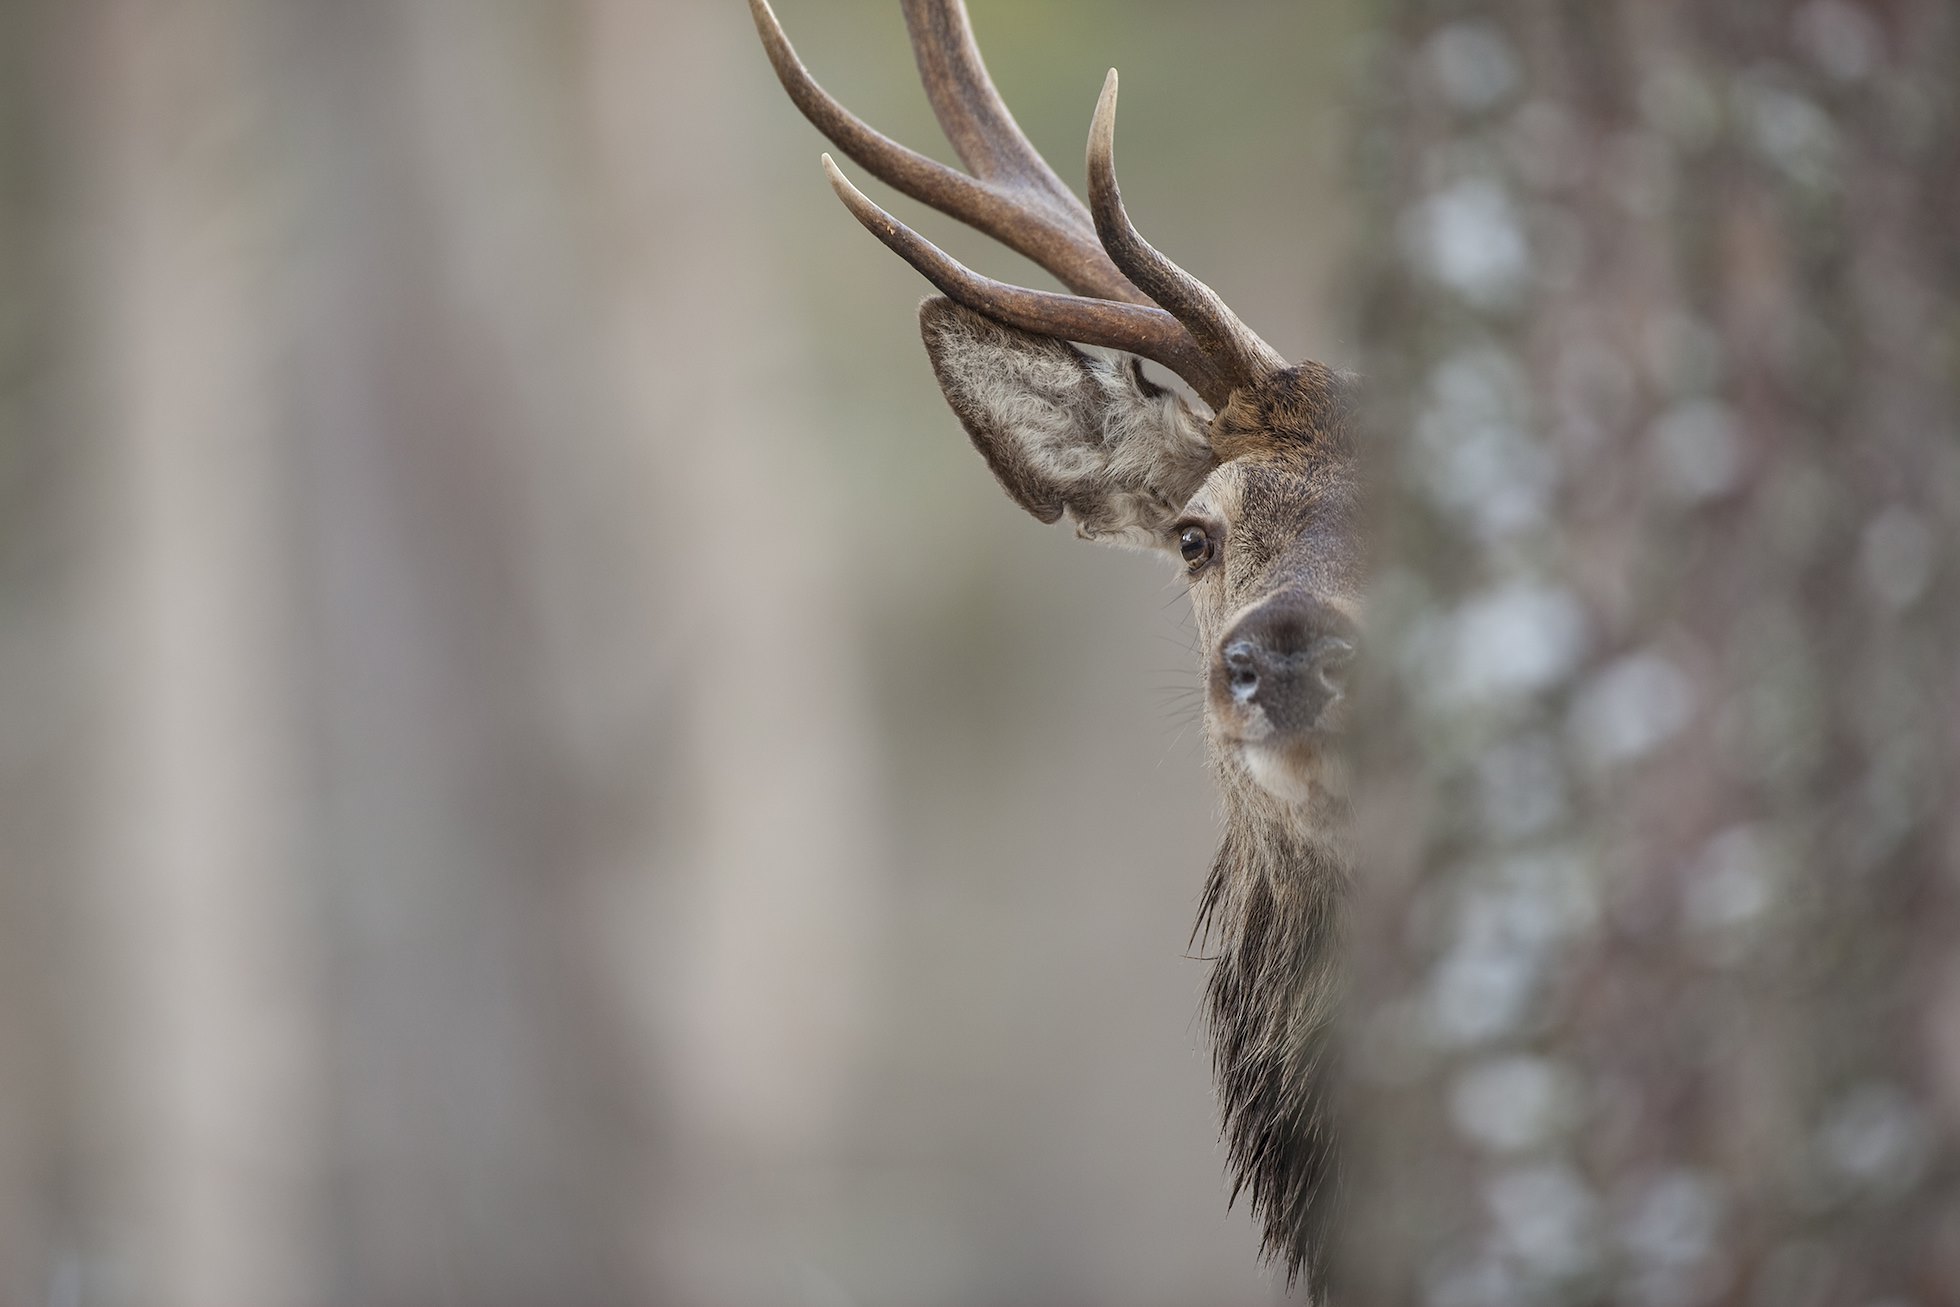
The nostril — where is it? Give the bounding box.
[1308,636,1355,696]
[1224,640,1261,703]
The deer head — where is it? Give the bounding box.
[752,0,1355,1290]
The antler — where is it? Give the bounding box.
[1085,72,1289,392]
[749,0,1283,410]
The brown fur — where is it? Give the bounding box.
[1188,367,1356,1295]
[922,301,1359,1295]
[750,0,1354,1285]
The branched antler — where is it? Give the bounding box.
[749,0,1282,409]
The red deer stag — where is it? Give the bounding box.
[751,0,1357,1291]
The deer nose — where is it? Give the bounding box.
[1213,593,1356,734]
[1223,641,1264,703]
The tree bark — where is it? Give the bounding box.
[1342,1,1960,1302]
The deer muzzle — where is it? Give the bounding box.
[1209,590,1356,746]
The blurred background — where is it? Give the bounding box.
[8,1,1960,1305]
[0,1,1357,1304]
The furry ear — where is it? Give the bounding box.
[919,298,1217,550]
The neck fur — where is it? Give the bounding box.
[1196,770,1349,1295]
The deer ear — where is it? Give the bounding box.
[919,298,1216,550]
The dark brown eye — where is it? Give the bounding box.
[1178,525,1214,569]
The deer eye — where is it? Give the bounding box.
[1178,524,1216,570]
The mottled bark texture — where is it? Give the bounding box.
[1341,1,1960,1303]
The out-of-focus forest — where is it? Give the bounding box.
[1,2,1954,1306]
[1343,2,1960,1304]
[0,2,1349,1305]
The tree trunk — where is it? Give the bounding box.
[1342,1,1960,1302]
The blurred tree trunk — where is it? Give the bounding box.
[1,0,882,1304]
[1342,1,1960,1303]
[20,5,324,1305]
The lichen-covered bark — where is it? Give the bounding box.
[1341,1,1960,1302]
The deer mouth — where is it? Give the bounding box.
[1232,732,1323,807]
[1212,669,1349,808]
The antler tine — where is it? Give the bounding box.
[1087,70,1289,391]
[897,0,1078,215]
[823,156,1233,408]
[752,2,1277,407]
[749,0,1142,305]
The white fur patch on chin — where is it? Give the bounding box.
[1239,742,1316,808]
